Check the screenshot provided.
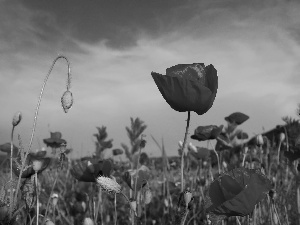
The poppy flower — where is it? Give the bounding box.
[204,168,272,223]
[13,150,51,178]
[123,165,150,190]
[112,148,123,156]
[236,132,249,140]
[0,143,19,157]
[70,159,112,182]
[188,146,210,160]
[225,112,249,125]
[215,133,233,151]
[191,125,223,142]
[43,132,67,153]
[151,63,218,115]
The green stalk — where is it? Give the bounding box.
[9,126,15,218]
[181,111,191,192]
[13,56,71,215]
[209,141,221,174]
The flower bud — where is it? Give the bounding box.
[83,217,94,225]
[130,200,137,213]
[32,160,43,172]
[51,193,59,207]
[178,141,183,148]
[188,142,197,152]
[183,190,193,206]
[12,111,22,127]
[143,189,152,204]
[61,90,73,113]
[45,219,55,225]
[96,176,121,194]
[256,134,264,146]
[279,133,285,142]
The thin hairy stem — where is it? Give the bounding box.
[210,141,221,174]
[9,126,15,218]
[13,55,71,214]
[181,111,191,192]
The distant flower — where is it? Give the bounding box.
[96,176,121,194]
[0,143,19,157]
[225,112,249,125]
[256,134,264,146]
[12,111,22,127]
[188,145,210,160]
[70,159,112,182]
[151,63,218,115]
[204,168,272,223]
[236,132,249,140]
[112,148,123,156]
[13,149,50,178]
[191,125,223,141]
[43,132,67,154]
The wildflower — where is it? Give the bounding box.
[237,132,249,140]
[191,125,223,141]
[279,133,285,142]
[43,132,67,154]
[82,217,94,225]
[51,193,59,207]
[188,146,210,160]
[96,176,121,194]
[0,143,19,157]
[151,63,218,115]
[225,112,249,125]
[71,159,112,182]
[112,148,123,156]
[12,111,22,127]
[61,90,73,113]
[205,168,272,223]
[256,134,264,146]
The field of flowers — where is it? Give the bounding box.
[0,56,300,225]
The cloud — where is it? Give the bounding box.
[1,0,300,158]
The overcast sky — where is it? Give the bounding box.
[1,0,300,159]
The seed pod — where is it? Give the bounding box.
[279,133,285,142]
[256,134,264,146]
[83,217,94,225]
[184,190,193,206]
[51,193,59,207]
[12,111,22,127]
[32,160,43,172]
[61,90,73,113]
[96,176,121,194]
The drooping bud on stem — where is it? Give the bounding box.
[61,90,73,113]
[12,111,22,127]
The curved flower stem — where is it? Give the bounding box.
[181,111,191,192]
[209,141,221,174]
[180,209,189,225]
[277,140,282,166]
[9,126,15,218]
[13,55,71,212]
[114,193,117,225]
[43,170,59,225]
[120,192,137,217]
[35,172,39,225]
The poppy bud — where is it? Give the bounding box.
[12,111,22,127]
[81,201,87,212]
[178,141,183,148]
[61,90,73,113]
[51,193,59,207]
[164,198,169,207]
[83,217,94,225]
[256,134,264,146]
[279,133,285,142]
[188,142,197,152]
[45,219,55,225]
[130,200,137,213]
[184,190,193,206]
[143,189,152,204]
[32,160,43,172]
[140,139,146,148]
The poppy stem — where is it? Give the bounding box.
[9,126,15,219]
[13,55,72,211]
[35,172,39,225]
[209,141,221,175]
[181,111,191,192]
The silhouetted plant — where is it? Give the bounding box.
[93,126,113,159]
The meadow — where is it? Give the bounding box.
[0,56,300,225]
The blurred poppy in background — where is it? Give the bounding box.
[191,125,223,141]
[151,63,218,115]
[13,149,51,178]
[70,159,112,182]
[204,168,272,223]
[225,112,249,125]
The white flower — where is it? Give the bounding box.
[96,176,121,194]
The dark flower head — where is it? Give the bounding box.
[236,131,249,140]
[191,125,223,142]
[43,132,67,149]
[70,159,112,182]
[225,112,249,125]
[188,145,210,160]
[205,168,272,223]
[151,63,218,115]
[112,148,123,156]
[0,143,19,157]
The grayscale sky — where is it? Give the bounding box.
[1,0,299,159]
